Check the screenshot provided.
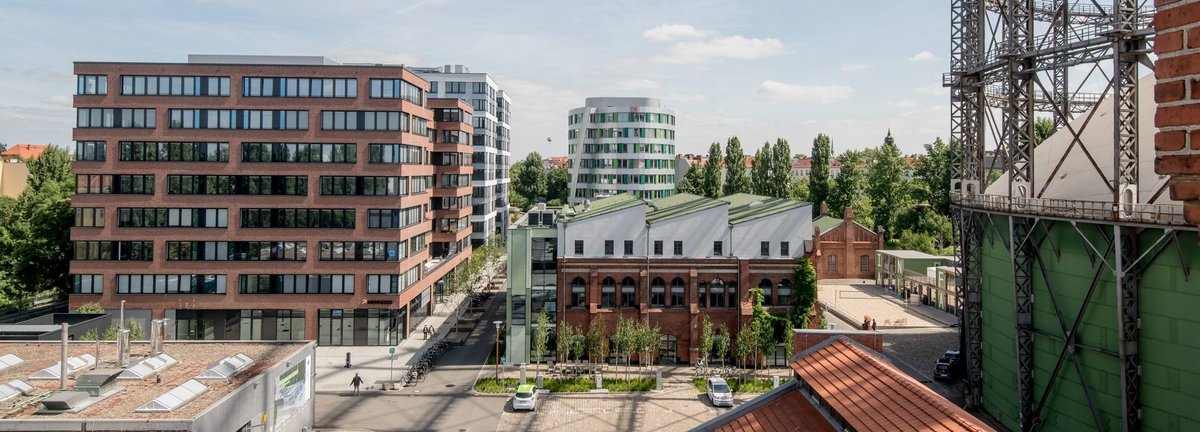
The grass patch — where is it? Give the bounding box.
[473,376,657,393]
[692,377,776,394]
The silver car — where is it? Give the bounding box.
[706,377,733,407]
[512,384,538,411]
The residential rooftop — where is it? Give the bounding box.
[1,144,49,161]
[561,192,809,225]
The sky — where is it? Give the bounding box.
[0,0,951,159]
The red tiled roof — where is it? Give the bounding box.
[789,338,994,432]
[544,156,569,169]
[713,388,836,432]
[1,144,49,159]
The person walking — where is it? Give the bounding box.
[351,373,364,395]
[871,319,877,331]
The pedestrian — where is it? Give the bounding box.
[871,319,877,331]
[423,326,430,340]
[351,373,364,396]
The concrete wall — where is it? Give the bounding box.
[728,205,812,259]
[647,204,729,258]
[560,205,647,258]
[979,214,1200,431]
[0,162,30,198]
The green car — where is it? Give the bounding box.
[512,384,538,411]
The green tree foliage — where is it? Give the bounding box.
[699,314,714,365]
[766,138,794,198]
[546,167,570,205]
[712,326,731,367]
[734,323,754,369]
[809,134,834,213]
[1034,117,1056,146]
[76,302,105,314]
[586,320,608,364]
[827,150,872,227]
[533,310,551,375]
[789,176,810,202]
[84,319,146,341]
[722,137,750,196]
[511,152,547,209]
[556,322,575,362]
[750,142,772,195]
[677,162,703,195]
[701,143,724,198]
[0,146,74,304]
[913,138,952,215]
[867,139,910,236]
[613,315,638,378]
[788,258,819,329]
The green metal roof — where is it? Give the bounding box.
[645,193,727,224]
[562,194,643,222]
[720,193,807,225]
[813,216,844,234]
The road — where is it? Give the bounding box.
[315,293,509,432]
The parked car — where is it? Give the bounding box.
[706,377,733,407]
[933,350,962,381]
[512,384,538,411]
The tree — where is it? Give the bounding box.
[556,323,574,362]
[636,323,661,374]
[713,326,731,367]
[612,315,637,379]
[750,142,772,195]
[789,176,810,202]
[699,314,714,366]
[789,258,819,329]
[84,319,146,341]
[0,146,74,305]
[827,150,872,227]
[1034,117,1056,146]
[532,310,551,377]
[512,152,547,208]
[586,320,608,364]
[867,138,910,236]
[766,138,794,198]
[677,162,703,195]
[77,302,105,314]
[722,137,750,196]
[546,167,570,205]
[570,325,588,363]
[809,134,834,213]
[893,206,954,251]
[700,143,724,198]
[734,323,754,371]
[913,138,952,215]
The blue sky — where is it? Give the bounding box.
[0,0,950,158]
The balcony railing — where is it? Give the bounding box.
[952,193,1187,226]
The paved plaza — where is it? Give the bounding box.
[817,278,957,329]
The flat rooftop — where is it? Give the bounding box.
[0,341,308,420]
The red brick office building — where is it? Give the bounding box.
[69,55,472,345]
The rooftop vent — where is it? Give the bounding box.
[39,391,90,411]
[748,201,765,207]
[118,353,178,380]
[30,354,96,380]
[0,354,24,372]
[135,379,209,413]
[74,369,122,397]
[196,353,254,380]
[0,380,33,402]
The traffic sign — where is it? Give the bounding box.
[389,347,396,354]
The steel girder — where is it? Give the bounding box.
[1115,225,1141,431]
[1011,216,1037,431]
[1050,0,1070,130]
[1113,0,1141,219]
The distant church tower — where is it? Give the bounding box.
[884,129,895,146]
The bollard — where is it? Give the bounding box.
[656,370,662,391]
[594,372,602,390]
[773,375,780,388]
[536,375,544,389]
[519,364,527,386]
[829,322,836,330]
[345,352,352,368]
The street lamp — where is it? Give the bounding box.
[493,320,504,379]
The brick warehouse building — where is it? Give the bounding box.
[69,55,473,345]
[811,202,883,280]
[506,193,814,365]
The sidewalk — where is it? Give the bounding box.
[817,279,957,330]
[314,263,506,392]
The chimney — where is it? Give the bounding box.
[819,202,828,217]
[843,206,854,221]
[60,323,68,390]
[150,319,163,356]
[877,225,886,249]
[116,329,130,368]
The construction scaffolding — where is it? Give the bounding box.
[945,1,1200,431]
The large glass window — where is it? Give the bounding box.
[243,77,355,98]
[76,108,156,128]
[119,142,229,162]
[77,75,107,95]
[119,208,228,228]
[368,144,423,164]
[367,207,422,228]
[571,277,587,308]
[242,142,356,163]
[320,176,408,196]
[759,279,774,306]
[75,141,106,161]
[73,208,105,227]
[72,274,103,294]
[709,279,726,308]
[318,241,405,261]
[650,278,666,307]
[122,75,229,96]
[778,280,792,305]
[600,277,616,308]
[240,275,354,294]
[167,109,307,130]
[620,277,637,308]
[116,274,225,294]
[241,208,353,228]
[72,241,152,261]
[368,79,424,104]
[670,278,686,307]
[321,111,408,131]
[167,175,306,195]
[166,241,306,261]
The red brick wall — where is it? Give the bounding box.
[792,330,883,355]
[1156,0,1200,224]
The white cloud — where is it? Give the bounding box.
[909,51,935,62]
[657,35,786,64]
[610,79,662,92]
[665,93,708,102]
[643,24,710,41]
[884,100,916,108]
[755,80,854,103]
[839,63,869,72]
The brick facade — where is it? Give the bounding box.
[813,205,883,280]
[1155,0,1200,225]
[791,330,884,356]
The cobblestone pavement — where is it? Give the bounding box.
[495,370,773,432]
[817,279,956,329]
[880,327,963,404]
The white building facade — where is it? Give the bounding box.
[567,97,677,204]
[414,65,511,246]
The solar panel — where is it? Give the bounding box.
[118,353,178,380]
[196,353,254,380]
[29,354,97,380]
[0,354,24,371]
[0,380,32,402]
[134,379,209,412]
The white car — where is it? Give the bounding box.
[706,377,733,407]
[512,384,538,411]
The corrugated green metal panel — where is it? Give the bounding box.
[645,193,725,224]
[506,228,532,364]
[980,215,1200,432]
[564,194,643,222]
[813,216,843,234]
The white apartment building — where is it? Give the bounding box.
[567,97,677,204]
[413,65,511,246]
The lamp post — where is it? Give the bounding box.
[493,320,503,379]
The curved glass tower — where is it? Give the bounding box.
[567,97,677,203]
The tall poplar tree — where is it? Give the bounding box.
[750,142,772,195]
[701,142,724,198]
[867,139,909,236]
[767,138,793,198]
[722,137,750,196]
[828,149,872,227]
[809,134,833,214]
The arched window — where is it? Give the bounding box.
[659,334,678,364]
[571,277,587,308]
[698,281,709,308]
[620,277,637,307]
[727,280,738,307]
[827,255,838,273]
[778,279,792,305]
[670,277,686,307]
[601,277,616,307]
[709,278,726,308]
[650,277,666,307]
[759,278,774,306]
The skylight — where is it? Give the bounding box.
[0,354,24,371]
[195,353,254,380]
[29,354,96,380]
[0,380,33,402]
[134,379,209,413]
[118,353,178,380]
